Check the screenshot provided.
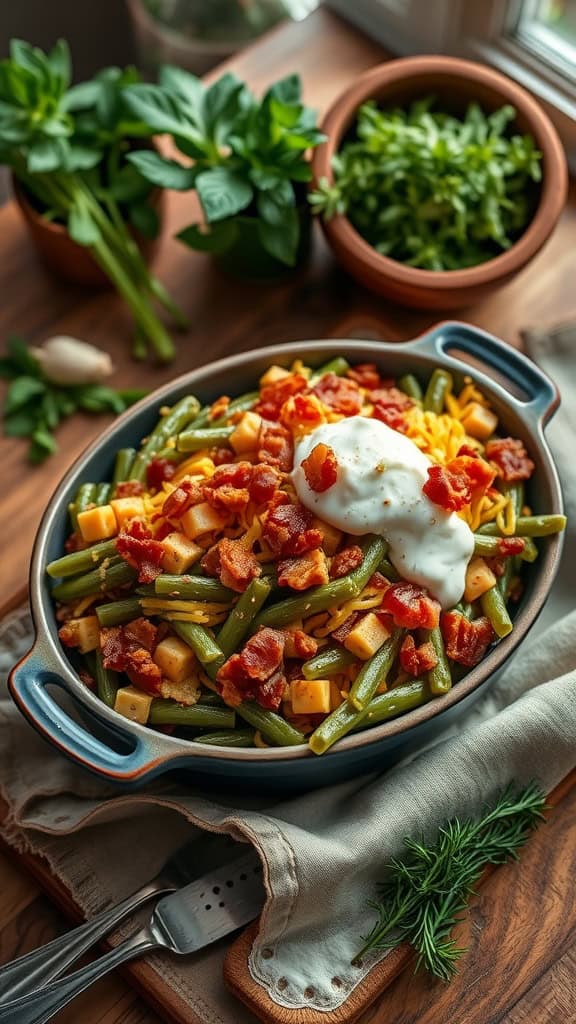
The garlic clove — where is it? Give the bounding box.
[31,336,114,386]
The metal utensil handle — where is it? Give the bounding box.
[0,926,156,1024]
[0,879,170,1000]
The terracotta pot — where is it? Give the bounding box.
[312,56,568,310]
[12,177,165,289]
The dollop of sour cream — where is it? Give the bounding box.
[292,416,474,609]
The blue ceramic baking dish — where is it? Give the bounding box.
[9,322,564,792]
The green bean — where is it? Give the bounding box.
[378,556,399,581]
[154,575,235,602]
[235,701,305,746]
[254,535,387,630]
[46,539,119,579]
[520,537,538,563]
[194,729,256,747]
[398,373,423,401]
[197,691,226,706]
[176,426,233,453]
[348,630,402,711]
[495,483,524,598]
[309,357,350,383]
[481,586,513,638]
[111,448,136,491]
[93,650,119,708]
[353,680,429,731]
[478,515,566,537]
[210,391,260,427]
[427,626,452,694]
[216,578,272,659]
[70,482,97,529]
[94,482,112,506]
[149,701,236,728]
[129,395,201,481]
[473,534,526,557]
[52,560,137,602]
[153,446,185,463]
[302,645,356,680]
[423,368,453,413]
[96,597,142,627]
[308,699,364,755]
[170,621,224,667]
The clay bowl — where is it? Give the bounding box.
[312,56,568,310]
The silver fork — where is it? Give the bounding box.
[0,850,264,1024]
[0,831,240,1000]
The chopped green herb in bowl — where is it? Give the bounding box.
[310,98,542,272]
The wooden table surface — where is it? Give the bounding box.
[1,9,575,1023]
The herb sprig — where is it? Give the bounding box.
[310,99,542,271]
[124,71,325,267]
[0,337,145,463]
[356,783,546,980]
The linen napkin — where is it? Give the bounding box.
[1,325,575,1020]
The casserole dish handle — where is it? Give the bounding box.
[413,321,559,426]
[9,650,170,784]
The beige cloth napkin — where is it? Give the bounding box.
[1,326,575,1020]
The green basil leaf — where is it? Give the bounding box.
[249,168,283,190]
[65,145,102,171]
[257,202,299,266]
[5,376,45,414]
[7,337,40,375]
[3,408,38,437]
[117,388,148,406]
[129,201,160,240]
[27,139,64,173]
[41,391,61,429]
[159,65,204,128]
[203,73,246,143]
[177,220,238,254]
[47,39,71,91]
[68,203,101,246]
[123,83,197,140]
[196,167,252,223]
[127,150,196,191]
[264,74,301,107]
[107,163,151,203]
[62,79,102,112]
[30,424,58,456]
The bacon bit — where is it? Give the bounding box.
[206,462,252,488]
[369,571,391,590]
[250,464,280,504]
[487,557,506,578]
[399,635,438,676]
[262,501,323,557]
[100,618,162,694]
[381,582,441,630]
[204,483,250,515]
[64,532,86,553]
[280,393,326,433]
[200,544,221,577]
[370,387,414,431]
[441,611,495,667]
[208,395,230,421]
[291,630,318,659]
[114,480,145,499]
[163,478,202,519]
[457,443,480,458]
[301,443,338,493]
[218,538,261,593]
[312,372,363,416]
[497,536,525,556]
[330,545,363,579]
[217,627,286,709]
[485,437,535,482]
[213,446,235,466]
[258,420,294,472]
[277,549,329,591]
[346,363,383,390]
[58,621,81,648]
[116,520,164,583]
[423,453,495,512]
[146,458,176,491]
[331,613,360,643]
[256,373,308,420]
[509,577,524,603]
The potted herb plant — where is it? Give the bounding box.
[123,69,325,277]
[0,39,186,362]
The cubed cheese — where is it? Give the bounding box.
[461,403,498,441]
[77,504,118,543]
[180,502,228,540]
[114,686,153,724]
[64,615,100,653]
[230,411,263,454]
[161,532,202,574]
[290,679,331,715]
[153,636,196,683]
[464,557,497,603]
[259,365,291,387]
[344,612,391,660]
[329,679,346,710]
[312,518,343,556]
[110,496,145,531]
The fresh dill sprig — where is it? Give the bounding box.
[356,782,547,981]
